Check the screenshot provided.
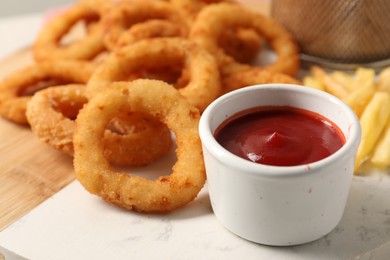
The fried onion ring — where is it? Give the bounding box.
[0,60,95,124]
[74,79,206,212]
[87,38,220,112]
[171,0,237,20]
[190,3,300,77]
[171,0,262,64]
[102,1,189,51]
[221,68,302,95]
[33,0,108,61]
[26,84,172,165]
[26,84,86,156]
[220,28,262,64]
[116,19,187,48]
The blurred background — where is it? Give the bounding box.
[0,0,72,16]
[0,0,268,17]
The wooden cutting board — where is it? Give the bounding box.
[0,49,75,231]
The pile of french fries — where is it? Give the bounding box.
[304,66,390,174]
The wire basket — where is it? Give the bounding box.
[271,0,390,70]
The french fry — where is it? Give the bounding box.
[311,66,349,99]
[343,83,375,117]
[331,71,354,91]
[371,117,390,169]
[307,65,390,171]
[378,67,390,93]
[303,76,325,91]
[355,91,390,169]
[352,67,376,90]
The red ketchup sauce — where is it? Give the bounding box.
[214,106,345,166]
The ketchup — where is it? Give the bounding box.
[214,106,345,166]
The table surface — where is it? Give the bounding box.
[1,1,390,260]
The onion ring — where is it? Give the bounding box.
[74,79,206,213]
[0,60,95,124]
[190,3,300,77]
[171,0,237,21]
[221,68,302,95]
[171,0,262,64]
[26,84,86,156]
[115,19,187,49]
[26,84,172,166]
[220,28,262,64]
[33,0,109,61]
[87,38,220,112]
[102,1,189,51]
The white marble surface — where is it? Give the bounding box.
[0,10,390,260]
[0,147,389,259]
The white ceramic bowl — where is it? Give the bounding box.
[199,84,361,246]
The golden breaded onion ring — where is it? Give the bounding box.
[0,60,95,124]
[219,28,263,64]
[171,0,263,64]
[115,19,187,49]
[190,3,300,77]
[33,0,108,61]
[171,0,237,21]
[26,84,86,156]
[87,38,220,112]
[74,79,206,213]
[102,1,189,51]
[26,84,172,166]
[221,68,302,95]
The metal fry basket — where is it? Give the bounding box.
[271,0,390,70]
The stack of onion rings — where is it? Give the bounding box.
[0,0,303,213]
